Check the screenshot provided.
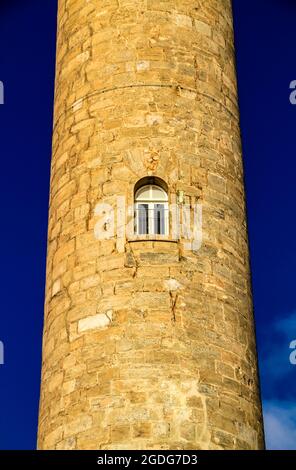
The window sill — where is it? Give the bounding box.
[127,235,179,243]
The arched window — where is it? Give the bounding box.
[135,183,169,236]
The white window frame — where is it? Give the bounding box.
[135,184,169,236]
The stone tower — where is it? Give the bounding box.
[38,0,264,450]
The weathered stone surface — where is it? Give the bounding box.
[38,0,264,451]
[78,311,113,332]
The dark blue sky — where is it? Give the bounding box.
[0,0,295,450]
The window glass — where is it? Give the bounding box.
[135,184,168,236]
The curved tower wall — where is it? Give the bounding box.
[38,0,264,450]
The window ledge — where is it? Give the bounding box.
[127,235,179,243]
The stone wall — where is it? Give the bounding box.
[38,0,265,449]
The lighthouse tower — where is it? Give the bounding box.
[38,0,264,450]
